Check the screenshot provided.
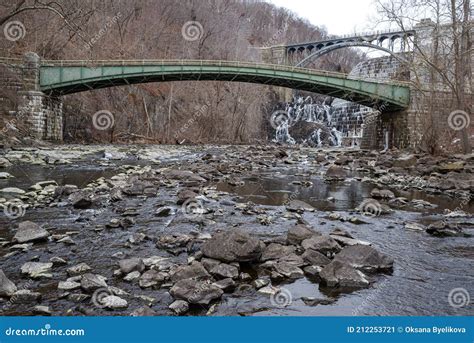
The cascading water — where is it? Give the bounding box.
[273,96,343,147]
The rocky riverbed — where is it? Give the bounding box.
[0,144,473,316]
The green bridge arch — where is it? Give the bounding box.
[40,59,410,111]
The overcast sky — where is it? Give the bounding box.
[267,0,380,36]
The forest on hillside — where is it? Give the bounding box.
[0,0,364,144]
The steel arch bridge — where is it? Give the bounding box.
[40,59,410,111]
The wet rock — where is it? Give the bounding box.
[50,257,68,266]
[301,297,336,306]
[302,235,341,256]
[0,187,25,195]
[324,166,347,181]
[119,258,145,274]
[303,265,322,278]
[69,191,93,209]
[156,234,191,250]
[123,271,141,282]
[261,243,295,261]
[320,260,369,288]
[13,221,50,243]
[165,169,206,182]
[0,157,12,168]
[12,289,42,303]
[103,295,128,309]
[302,249,331,266]
[257,285,279,295]
[0,172,13,179]
[210,263,239,279]
[438,161,464,173]
[370,188,395,199]
[286,200,314,213]
[155,206,172,217]
[53,184,78,198]
[202,230,263,263]
[201,257,221,272]
[170,279,223,305]
[330,228,353,238]
[0,269,17,296]
[67,263,92,276]
[170,262,210,282]
[169,300,189,315]
[212,278,236,291]
[177,189,198,205]
[58,280,81,291]
[130,306,157,316]
[287,224,319,245]
[334,244,393,272]
[404,222,425,231]
[81,273,108,292]
[392,154,417,168]
[330,235,371,247]
[34,305,52,315]
[426,221,467,237]
[273,262,304,279]
[253,277,270,289]
[110,188,123,201]
[21,262,53,278]
[139,270,166,288]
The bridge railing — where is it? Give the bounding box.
[37,59,412,87]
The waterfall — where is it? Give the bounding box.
[273,96,343,147]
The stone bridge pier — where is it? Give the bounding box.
[2,52,63,141]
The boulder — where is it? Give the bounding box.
[81,273,108,292]
[333,244,393,272]
[20,262,53,278]
[69,191,93,209]
[302,249,331,266]
[202,230,263,262]
[370,188,395,199]
[67,263,92,276]
[302,235,341,255]
[13,221,50,243]
[324,166,348,181]
[273,262,304,279]
[212,278,236,291]
[286,200,314,213]
[169,300,189,315]
[139,270,166,288]
[260,243,295,261]
[131,306,157,316]
[287,224,319,245]
[170,279,223,305]
[103,295,128,309]
[170,262,210,282]
[0,269,17,296]
[119,258,145,274]
[319,260,369,288]
[210,263,239,279]
[426,221,467,237]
